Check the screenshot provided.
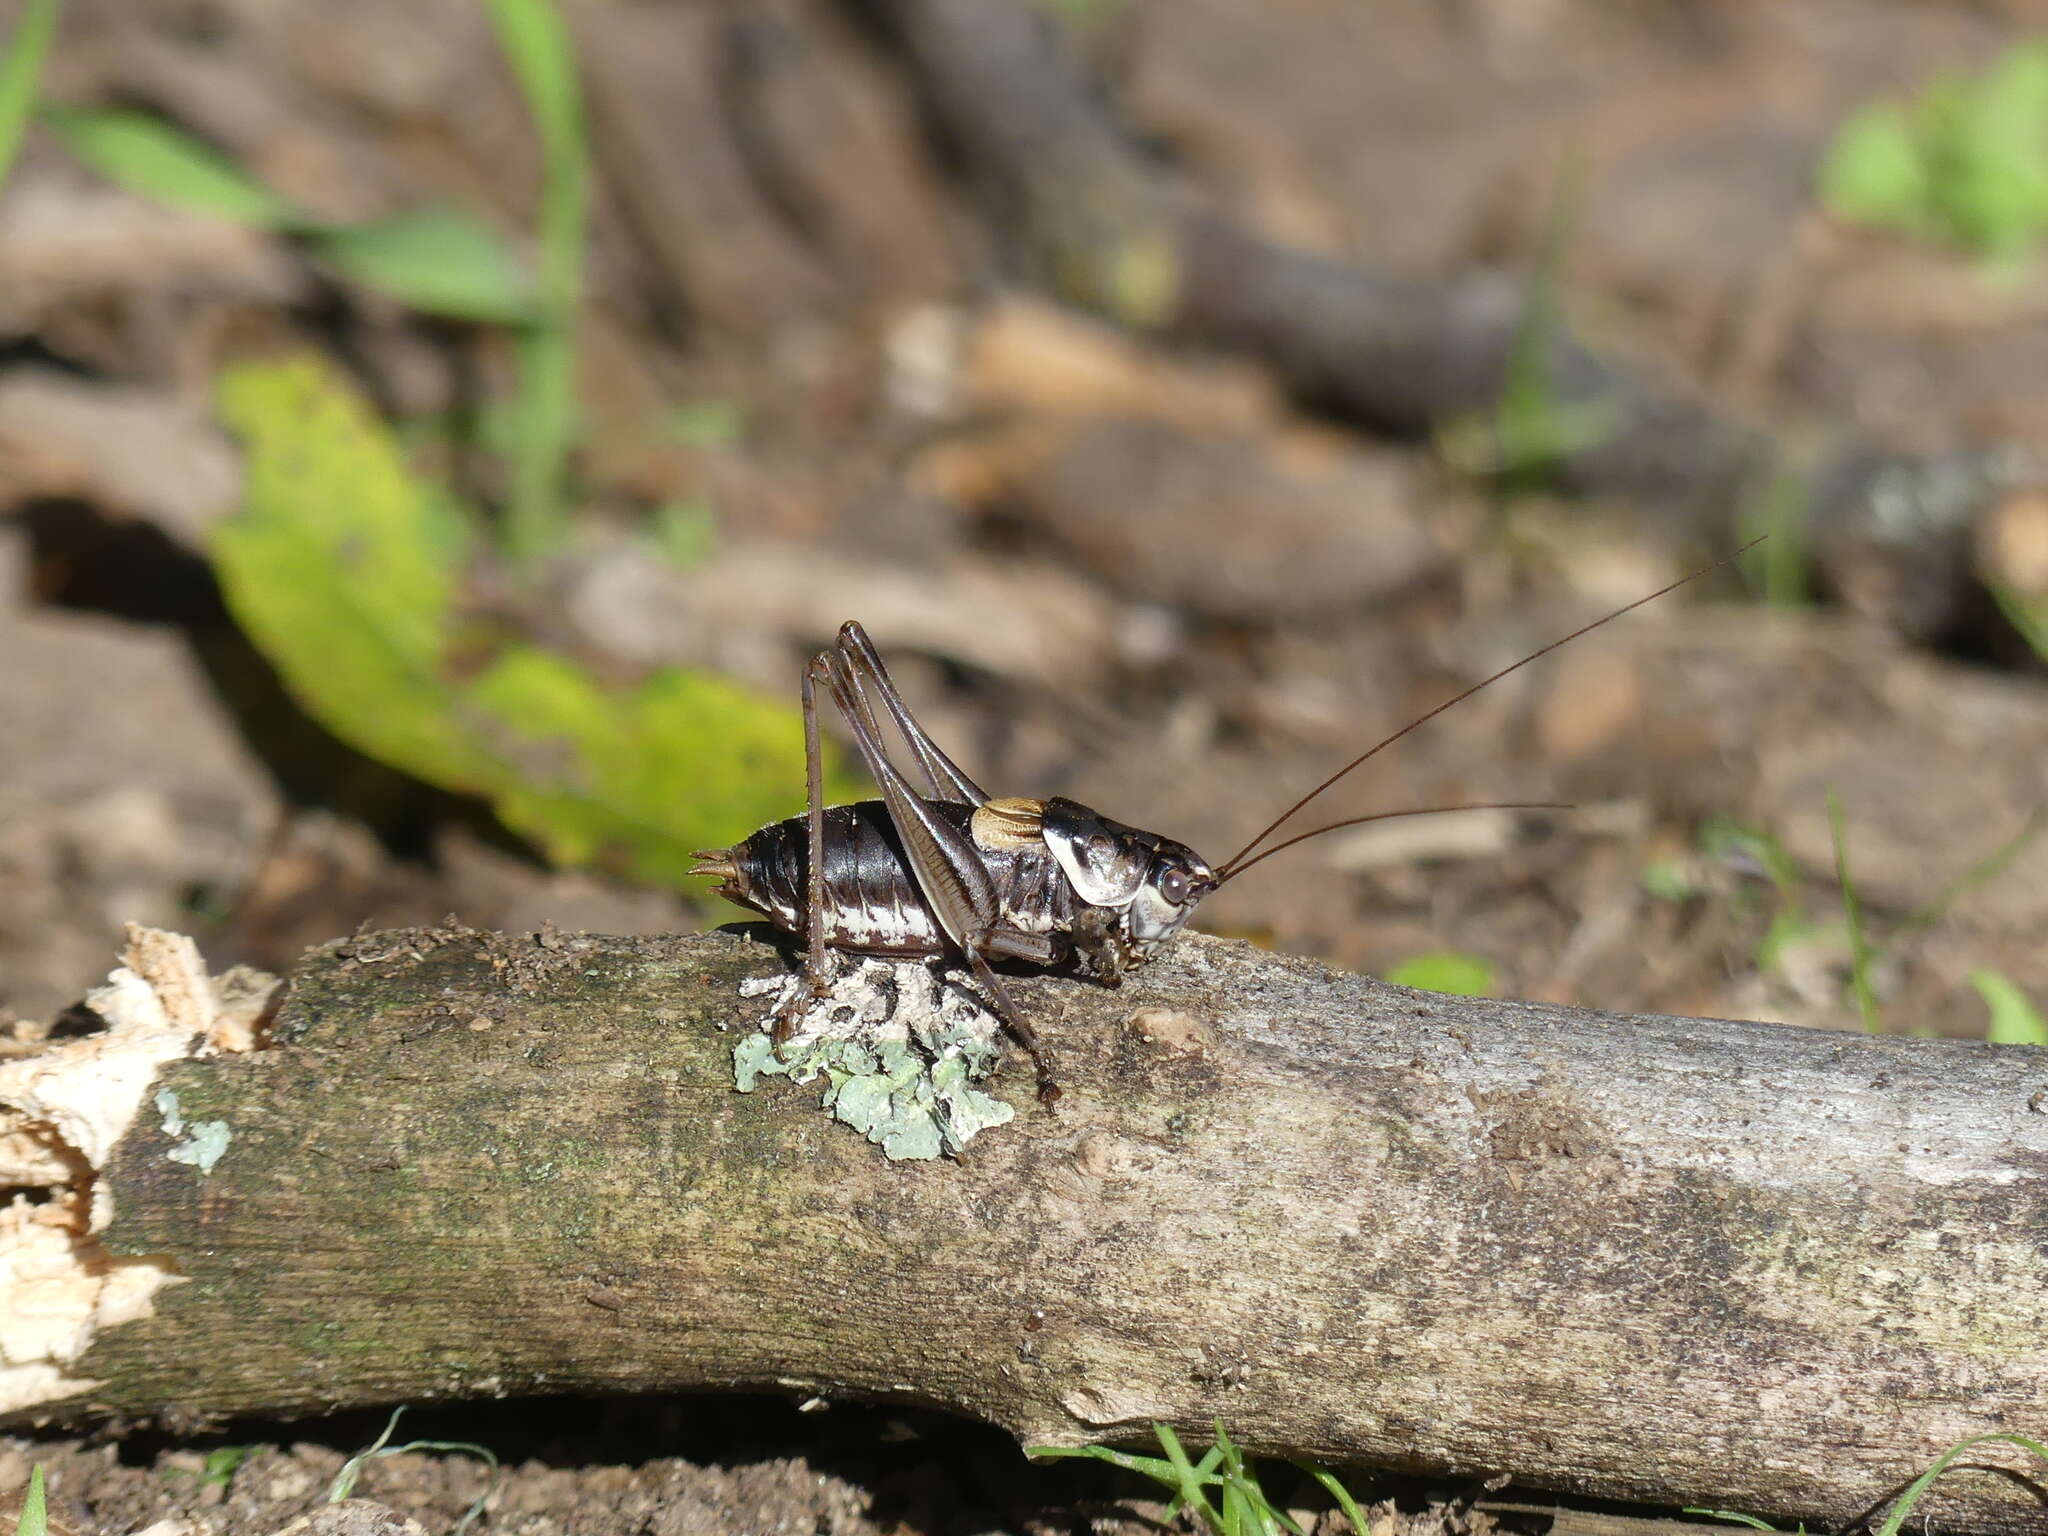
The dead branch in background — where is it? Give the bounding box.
[865,0,2031,644]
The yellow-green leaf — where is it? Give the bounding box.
[213,354,851,886]
[216,355,491,787]
[1819,102,1929,231]
[1385,951,1496,997]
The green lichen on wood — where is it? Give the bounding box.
[734,1027,1015,1161]
[729,957,1020,1161]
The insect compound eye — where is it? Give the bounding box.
[1154,864,1191,905]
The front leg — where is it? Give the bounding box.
[963,942,1062,1105]
[977,926,1067,1103]
[1067,904,1136,987]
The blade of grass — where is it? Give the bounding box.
[12,1466,47,1536]
[1157,1423,1228,1533]
[1028,1437,1224,1524]
[1738,446,1812,608]
[484,0,590,567]
[324,1406,500,1535]
[1893,804,2047,941]
[1212,1422,1266,1536]
[0,0,60,189]
[1385,950,1495,997]
[1172,1443,1228,1526]
[1873,1432,2048,1536]
[1682,1509,1782,1531]
[1826,787,1882,1033]
[1989,579,2048,659]
[1036,1425,1354,1536]
[382,1439,500,1536]
[1299,1463,1371,1534]
[328,1406,407,1502]
[1493,153,1623,489]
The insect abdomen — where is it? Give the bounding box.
[699,800,1078,956]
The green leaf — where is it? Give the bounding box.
[469,649,840,886]
[309,206,535,325]
[1738,451,1813,609]
[1937,41,2048,260]
[1822,41,2048,261]
[664,399,747,449]
[1156,1425,1227,1534]
[1385,951,1495,997]
[1990,579,2048,661]
[13,1466,46,1536]
[649,494,718,569]
[1753,907,1814,979]
[215,355,494,787]
[0,0,62,192]
[1700,816,1801,898]
[1819,102,1929,230]
[48,109,542,323]
[201,1446,260,1489]
[1028,1444,1176,1476]
[1969,969,2048,1046]
[1639,857,1695,903]
[164,1445,261,1490]
[1038,1427,1324,1536]
[213,354,850,887]
[44,106,297,227]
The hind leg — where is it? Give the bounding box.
[773,657,836,1050]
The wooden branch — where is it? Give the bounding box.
[5,925,2046,1532]
[866,0,2023,642]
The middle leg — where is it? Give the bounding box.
[965,933,1064,1104]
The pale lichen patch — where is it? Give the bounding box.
[0,926,273,1414]
[732,959,1017,1159]
[155,1090,232,1174]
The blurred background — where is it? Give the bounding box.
[8,0,2048,1527]
[9,0,2048,1046]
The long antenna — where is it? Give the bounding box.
[1215,538,1766,879]
[1213,801,1570,887]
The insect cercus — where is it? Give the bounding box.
[694,545,1760,1102]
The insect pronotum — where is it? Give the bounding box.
[693,545,1760,1102]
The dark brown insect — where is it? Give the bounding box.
[695,549,1756,1101]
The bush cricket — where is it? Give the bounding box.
[694,547,1758,1101]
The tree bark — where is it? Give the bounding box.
[8,925,2046,1531]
